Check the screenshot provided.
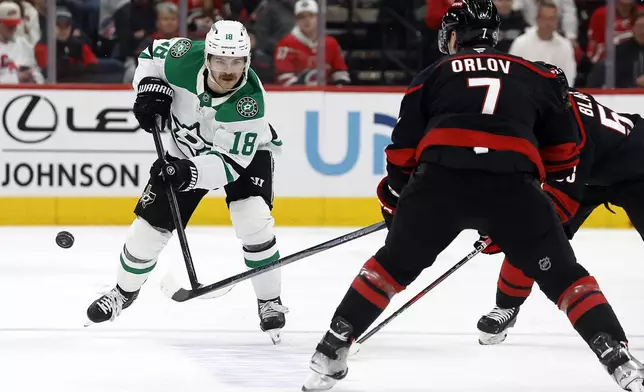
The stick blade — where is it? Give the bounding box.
[159,273,235,302]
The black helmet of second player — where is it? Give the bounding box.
[438,0,501,54]
[533,61,572,107]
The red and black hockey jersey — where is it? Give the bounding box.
[385,47,580,195]
[543,89,644,222]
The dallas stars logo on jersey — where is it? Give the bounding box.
[170,39,192,58]
[237,97,259,118]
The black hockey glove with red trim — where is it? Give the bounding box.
[474,233,501,255]
[150,154,198,191]
[377,177,399,229]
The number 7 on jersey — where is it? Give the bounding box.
[468,78,501,115]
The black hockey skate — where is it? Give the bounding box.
[477,306,520,345]
[302,317,353,391]
[85,285,139,326]
[258,297,288,344]
[591,333,644,391]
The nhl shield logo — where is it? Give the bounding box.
[237,97,259,118]
[170,39,192,58]
[539,257,551,271]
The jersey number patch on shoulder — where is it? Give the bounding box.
[229,132,257,156]
[153,42,171,60]
[467,78,501,115]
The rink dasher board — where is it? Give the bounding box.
[0,87,637,227]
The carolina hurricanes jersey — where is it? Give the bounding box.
[274,27,350,85]
[0,36,37,83]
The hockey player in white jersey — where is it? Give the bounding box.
[86,20,288,344]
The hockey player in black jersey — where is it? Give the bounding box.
[302,1,644,391]
[478,64,644,363]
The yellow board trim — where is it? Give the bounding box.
[0,197,633,228]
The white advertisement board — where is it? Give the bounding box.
[0,89,641,198]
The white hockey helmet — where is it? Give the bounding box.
[204,20,251,80]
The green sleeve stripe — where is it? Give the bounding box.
[139,51,152,60]
[271,139,283,147]
[206,151,235,184]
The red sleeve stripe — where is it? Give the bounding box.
[405,84,423,95]
[539,143,579,164]
[500,258,536,287]
[434,54,556,78]
[543,183,580,220]
[351,276,390,310]
[415,128,546,181]
[385,147,417,168]
[543,159,580,174]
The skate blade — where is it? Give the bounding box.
[83,320,94,328]
[478,330,508,345]
[348,342,362,356]
[301,372,337,391]
[266,329,282,345]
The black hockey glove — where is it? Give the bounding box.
[150,154,198,191]
[133,77,174,132]
[474,233,501,255]
[377,177,399,229]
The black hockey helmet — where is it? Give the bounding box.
[438,0,501,54]
[534,61,571,107]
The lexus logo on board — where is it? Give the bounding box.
[3,95,58,143]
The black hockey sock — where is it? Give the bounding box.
[333,287,385,339]
[574,304,627,346]
[496,258,533,308]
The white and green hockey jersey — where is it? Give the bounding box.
[133,37,282,190]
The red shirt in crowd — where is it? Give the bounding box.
[274,28,350,85]
[587,4,644,62]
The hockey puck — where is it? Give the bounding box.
[56,231,75,249]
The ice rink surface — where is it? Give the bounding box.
[0,226,643,392]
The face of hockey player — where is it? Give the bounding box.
[297,11,318,38]
[448,31,458,54]
[208,55,246,91]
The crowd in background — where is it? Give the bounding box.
[0,0,642,87]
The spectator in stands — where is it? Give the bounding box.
[98,0,132,63]
[513,0,578,42]
[494,0,528,53]
[0,1,42,83]
[247,25,274,82]
[53,7,98,82]
[136,2,179,55]
[132,0,156,52]
[587,11,644,88]
[254,0,296,55]
[274,0,350,85]
[11,0,39,47]
[510,2,576,85]
[587,0,644,63]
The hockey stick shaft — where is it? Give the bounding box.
[151,120,200,290]
[355,238,491,345]
[166,221,387,301]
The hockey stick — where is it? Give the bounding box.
[349,238,491,356]
[160,221,387,302]
[151,120,200,290]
